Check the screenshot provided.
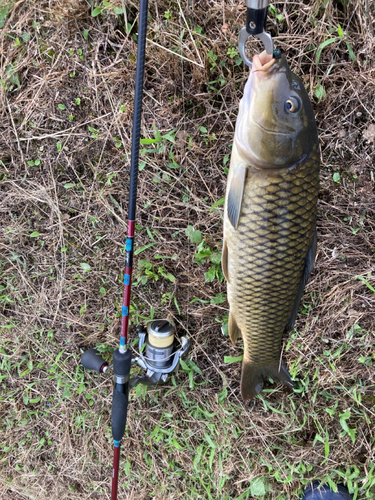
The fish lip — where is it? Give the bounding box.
[252,51,276,72]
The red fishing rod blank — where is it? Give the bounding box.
[111,0,149,498]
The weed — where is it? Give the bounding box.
[194,240,224,283]
[333,172,341,183]
[227,46,242,66]
[316,24,356,65]
[135,259,175,286]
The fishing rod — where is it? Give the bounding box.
[80,1,190,498]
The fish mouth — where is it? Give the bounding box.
[254,121,292,136]
[252,51,276,72]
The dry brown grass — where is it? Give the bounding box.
[1,0,375,499]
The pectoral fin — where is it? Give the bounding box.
[227,164,246,230]
[228,312,241,345]
[221,240,230,283]
[285,229,317,332]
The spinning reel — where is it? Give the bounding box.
[81,319,190,388]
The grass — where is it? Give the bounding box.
[1,0,375,498]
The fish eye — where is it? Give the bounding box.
[285,97,301,113]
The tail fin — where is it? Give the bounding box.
[240,359,294,400]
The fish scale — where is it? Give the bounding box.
[228,145,319,352]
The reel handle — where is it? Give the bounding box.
[81,348,108,373]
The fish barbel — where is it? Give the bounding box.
[222,51,320,400]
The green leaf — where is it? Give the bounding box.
[153,125,162,142]
[185,225,202,244]
[134,242,156,255]
[174,297,181,314]
[34,159,40,165]
[209,252,220,265]
[114,6,123,14]
[314,84,326,100]
[30,231,40,237]
[13,37,21,46]
[210,293,226,304]
[348,428,356,443]
[83,29,88,40]
[80,263,91,272]
[325,438,330,458]
[140,138,157,144]
[199,126,208,134]
[337,24,344,38]
[358,356,369,364]
[180,359,189,371]
[58,104,66,110]
[269,4,277,16]
[224,355,243,364]
[158,268,176,283]
[64,183,75,189]
[316,37,339,65]
[345,41,356,62]
[57,142,62,152]
[210,197,225,211]
[75,98,81,105]
[162,130,176,143]
[250,478,266,496]
[204,267,216,282]
[27,161,35,166]
[356,276,375,294]
[333,172,341,183]
[106,173,117,185]
[92,7,102,17]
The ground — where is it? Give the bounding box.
[0,0,374,499]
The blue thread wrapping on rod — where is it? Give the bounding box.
[123,274,130,285]
[126,238,133,251]
[120,337,125,346]
[122,306,129,316]
[114,440,120,448]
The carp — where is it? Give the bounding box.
[222,50,320,400]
